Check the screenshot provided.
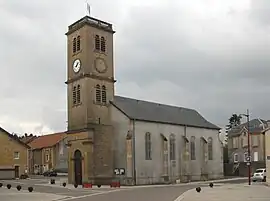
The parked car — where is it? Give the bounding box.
[43,169,57,177]
[252,168,266,182]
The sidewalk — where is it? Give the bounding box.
[35,177,247,190]
[177,183,270,201]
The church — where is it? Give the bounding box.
[65,15,224,185]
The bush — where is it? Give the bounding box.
[50,179,55,184]
[97,184,101,188]
[0,183,2,188]
[7,184,11,189]
[16,185,22,191]
[28,187,33,192]
[74,184,78,188]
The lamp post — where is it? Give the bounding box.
[240,109,251,185]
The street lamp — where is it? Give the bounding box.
[240,109,251,185]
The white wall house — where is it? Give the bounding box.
[110,96,224,185]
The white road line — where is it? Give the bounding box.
[173,189,194,201]
[58,189,123,201]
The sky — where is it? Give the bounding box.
[0,0,270,135]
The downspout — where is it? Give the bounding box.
[132,119,136,185]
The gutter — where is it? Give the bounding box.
[131,119,136,185]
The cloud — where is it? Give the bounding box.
[1,0,270,134]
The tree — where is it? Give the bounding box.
[223,113,242,164]
[225,114,242,133]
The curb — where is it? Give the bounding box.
[174,188,194,201]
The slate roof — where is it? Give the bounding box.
[111,96,220,130]
[228,118,268,137]
[0,126,30,148]
[28,132,66,150]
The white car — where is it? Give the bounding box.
[252,168,266,182]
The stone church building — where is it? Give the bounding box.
[65,15,224,185]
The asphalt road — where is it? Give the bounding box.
[0,178,248,201]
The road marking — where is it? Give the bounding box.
[173,189,194,201]
[58,189,123,201]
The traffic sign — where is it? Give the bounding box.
[246,156,251,162]
[114,168,125,175]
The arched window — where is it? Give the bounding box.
[72,38,76,53]
[77,85,81,103]
[73,86,77,105]
[95,35,100,50]
[145,132,152,160]
[169,134,176,160]
[101,36,106,52]
[190,136,196,160]
[95,84,101,103]
[76,36,81,51]
[208,137,213,160]
[101,85,106,103]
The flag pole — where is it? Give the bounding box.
[85,0,91,16]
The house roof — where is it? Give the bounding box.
[228,118,268,137]
[111,96,220,130]
[28,132,66,149]
[0,126,30,148]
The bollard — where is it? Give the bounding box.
[16,185,22,191]
[62,182,66,187]
[209,183,214,188]
[7,184,11,189]
[196,187,201,193]
[28,187,33,192]
[0,183,2,188]
[74,184,78,188]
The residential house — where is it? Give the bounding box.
[0,127,30,179]
[264,127,270,184]
[226,118,268,176]
[28,132,68,174]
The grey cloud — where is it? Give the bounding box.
[1,1,270,134]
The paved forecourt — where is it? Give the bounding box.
[175,183,270,201]
[0,187,70,201]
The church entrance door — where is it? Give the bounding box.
[74,150,83,185]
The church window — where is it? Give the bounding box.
[72,86,77,105]
[145,132,152,160]
[101,85,106,103]
[95,35,100,50]
[101,36,106,52]
[72,38,76,53]
[95,84,101,103]
[76,36,81,51]
[77,84,81,103]
[169,134,176,160]
[208,137,213,160]
[190,136,196,160]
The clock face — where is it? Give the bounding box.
[73,59,81,73]
[95,58,107,73]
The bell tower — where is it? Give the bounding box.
[65,16,116,184]
[66,16,116,130]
